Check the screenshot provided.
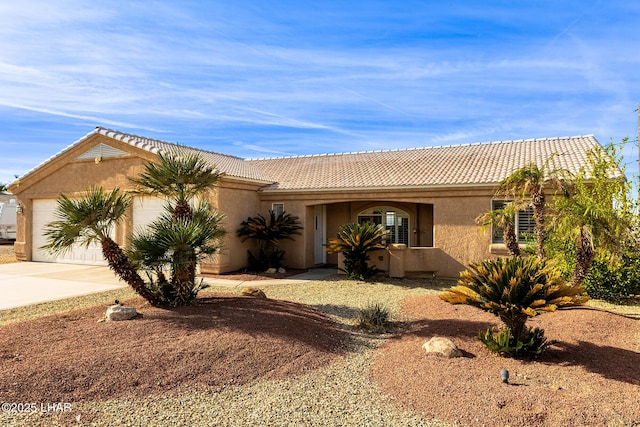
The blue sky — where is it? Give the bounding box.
[1,0,639,185]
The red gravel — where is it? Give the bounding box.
[370,295,640,427]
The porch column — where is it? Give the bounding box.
[388,243,407,278]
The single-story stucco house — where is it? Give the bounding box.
[7,127,601,278]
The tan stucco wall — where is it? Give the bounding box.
[257,186,497,278]
[12,131,501,278]
[11,134,262,274]
[200,179,262,274]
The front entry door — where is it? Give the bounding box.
[313,205,326,265]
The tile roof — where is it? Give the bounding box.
[248,135,602,191]
[13,127,605,194]
[94,127,273,182]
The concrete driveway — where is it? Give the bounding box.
[0,262,126,310]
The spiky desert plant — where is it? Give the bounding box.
[326,222,390,280]
[42,187,160,305]
[440,256,588,357]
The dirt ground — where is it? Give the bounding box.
[369,295,640,427]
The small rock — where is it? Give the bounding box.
[105,305,139,321]
[422,337,463,358]
[265,268,277,274]
[241,287,267,299]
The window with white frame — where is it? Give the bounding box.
[358,206,410,246]
[272,203,284,217]
[491,200,535,244]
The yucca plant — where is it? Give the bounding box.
[440,256,588,357]
[325,222,390,281]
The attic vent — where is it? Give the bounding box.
[76,143,128,161]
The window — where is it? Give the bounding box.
[491,200,535,244]
[358,206,410,246]
[271,203,284,217]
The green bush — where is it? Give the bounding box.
[479,326,552,359]
[583,254,640,302]
[356,302,392,333]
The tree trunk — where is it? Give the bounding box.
[504,224,521,257]
[570,227,594,287]
[101,238,161,306]
[532,191,546,259]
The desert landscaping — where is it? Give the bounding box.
[1,243,639,426]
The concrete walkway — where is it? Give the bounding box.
[0,263,337,310]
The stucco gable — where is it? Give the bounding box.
[9,127,274,193]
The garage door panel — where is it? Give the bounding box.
[132,196,166,234]
[32,199,108,266]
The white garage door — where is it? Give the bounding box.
[32,199,108,265]
[132,196,166,234]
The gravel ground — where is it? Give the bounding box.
[1,276,450,427]
[0,243,16,264]
[1,243,638,426]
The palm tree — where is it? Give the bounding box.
[496,157,566,259]
[476,202,521,256]
[42,187,160,305]
[325,222,390,280]
[129,201,226,305]
[236,210,303,270]
[549,143,632,287]
[129,150,220,221]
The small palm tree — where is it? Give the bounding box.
[326,222,390,280]
[236,210,302,270]
[130,150,220,221]
[476,202,521,256]
[496,158,567,259]
[42,187,160,305]
[440,256,588,357]
[128,201,226,305]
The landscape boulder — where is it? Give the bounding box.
[241,287,267,299]
[422,337,463,358]
[105,305,140,321]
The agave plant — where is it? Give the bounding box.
[325,222,390,281]
[440,256,588,357]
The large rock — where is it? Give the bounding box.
[422,337,463,358]
[241,287,267,299]
[105,305,139,321]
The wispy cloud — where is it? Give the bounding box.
[0,0,638,184]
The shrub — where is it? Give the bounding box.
[356,302,392,333]
[583,253,640,302]
[479,326,552,358]
[440,256,588,358]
